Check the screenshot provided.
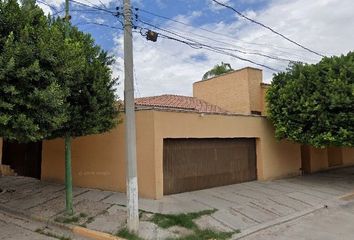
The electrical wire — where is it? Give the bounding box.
[75,21,123,30]
[137,19,291,68]
[69,0,116,15]
[37,0,322,64]
[138,16,301,63]
[79,0,110,11]
[36,0,287,71]
[136,8,322,56]
[211,0,324,57]
[136,9,320,63]
[97,0,109,10]
[137,26,281,72]
[36,0,64,16]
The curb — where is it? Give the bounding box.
[339,191,354,201]
[231,191,354,240]
[73,226,123,240]
[0,205,124,240]
[231,204,325,239]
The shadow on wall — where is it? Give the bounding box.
[301,146,354,174]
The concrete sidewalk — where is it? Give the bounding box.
[0,167,354,239]
[0,208,90,240]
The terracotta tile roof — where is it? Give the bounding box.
[135,94,229,114]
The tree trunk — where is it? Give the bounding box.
[65,135,73,215]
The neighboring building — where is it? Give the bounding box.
[1,67,353,199]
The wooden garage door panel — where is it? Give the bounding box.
[163,138,256,195]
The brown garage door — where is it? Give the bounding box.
[163,138,257,195]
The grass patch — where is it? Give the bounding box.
[79,213,87,218]
[116,228,142,240]
[80,215,96,227]
[86,216,95,224]
[150,209,217,229]
[55,212,88,224]
[55,215,80,224]
[173,229,237,240]
[149,209,238,239]
[35,228,71,240]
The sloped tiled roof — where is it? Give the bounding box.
[135,94,229,114]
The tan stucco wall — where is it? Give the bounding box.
[193,68,251,114]
[261,84,270,115]
[42,110,158,199]
[247,69,262,113]
[0,138,2,164]
[309,147,329,172]
[41,109,302,199]
[307,147,354,173]
[193,67,265,115]
[343,148,354,165]
[152,111,301,198]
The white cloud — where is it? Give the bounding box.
[173,10,203,25]
[38,0,119,15]
[155,0,167,9]
[94,17,106,24]
[39,0,354,98]
[114,0,354,98]
[208,0,233,11]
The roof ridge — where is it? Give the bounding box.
[136,94,194,99]
[135,94,230,114]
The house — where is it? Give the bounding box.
[1,67,353,199]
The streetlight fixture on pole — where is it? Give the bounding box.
[123,0,139,232]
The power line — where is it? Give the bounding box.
[137,19,291,68]
[137,25,280,72]
[211,0,324,57]
[69,0,116,14]
[74,17,286,72]
[37,0,116,16]
[36,0,64,16]
[97,0,109,10]
[138,16,301,63]
[79,0,108,11]
[36,0,282,72]
[68,0,126,27]
[75,21,123,30]
[136,8,322,57]
[136,9,321,62]
[214,46,298,63]
[37,0,322,64]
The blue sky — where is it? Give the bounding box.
[68,0,271,52]
[40,0,354,97]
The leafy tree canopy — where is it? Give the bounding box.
[202,62,233,80]
[0,0,118,142]
[50,19,119,138]
[0,0,67,142]
[266,52,354,147]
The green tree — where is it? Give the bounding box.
[0,0,67,142]
[50,19,119,214]
[0,0,119,214]
[202,62,233,80]
[266,52,354,148]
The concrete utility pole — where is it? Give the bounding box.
[123,0,139,232]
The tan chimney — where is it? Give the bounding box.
[193,67,263,115]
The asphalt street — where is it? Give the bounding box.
[242,198,354,240]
